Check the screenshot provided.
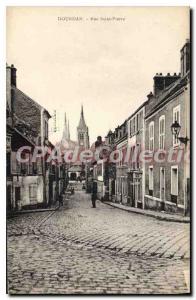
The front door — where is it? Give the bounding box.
[7,185,12,211]
[160,168,165,210]
[111,180,115,197]
[70,172,77,181]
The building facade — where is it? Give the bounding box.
[114,121,128,204]
[144,40,190,215]
[6,64,63,212]
[127,101,147,208]
[98,39,190,217]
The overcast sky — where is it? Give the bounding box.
[7,6,189,145]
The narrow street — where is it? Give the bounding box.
[7,187,190,294]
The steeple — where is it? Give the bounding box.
[77,105,89,148]
[78,105,87,129]
[67,120,70,140]
[62,112,69,140]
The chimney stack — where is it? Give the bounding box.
[180,39,190,77]
[147,91,154,100]
[10,64,17,87]
[153,72,180,96]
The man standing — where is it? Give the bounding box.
[91,181,97,208]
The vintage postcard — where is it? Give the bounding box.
[6,6,190,295]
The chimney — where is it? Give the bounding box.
[180,39,190,77]
[10,64,17,87]
[147,91,154,100]
[153,73,164,96]
[153,72,180,96]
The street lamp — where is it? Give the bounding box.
[171,120,189,145]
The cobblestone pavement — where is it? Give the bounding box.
[7,190,190,294]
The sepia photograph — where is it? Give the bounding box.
[6,6,190,295]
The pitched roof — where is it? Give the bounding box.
[14,87,51,118]
[68,165,82,172]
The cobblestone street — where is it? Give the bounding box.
[7,190,190,294]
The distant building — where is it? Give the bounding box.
[77,105,90,149]
[50,105,90,182]
[92,136,105,200]
[114,122,128,204]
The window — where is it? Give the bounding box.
[171,166,178,203]
[137,144,140,169]
[149,121,154,151]
[149,166,153,196]
[7,153,11,176]
[29,184,37,204]
[37,157,42,174]
[159,115,165,149]
[11,152,21,174]
[136,114,139,132]
[45,120,48,139]
[133,117,136,133]
[173,105,180,146]
[129,120,132,136]
[140,111,143,130]
[119,149,122,166]
[130,146,135,169]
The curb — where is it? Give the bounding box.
[7,205,60,218]
[104,202,190,223]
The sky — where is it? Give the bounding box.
[7,6,189,145]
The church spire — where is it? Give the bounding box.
[64,112,67,126]
[62,112,69,140]
[81,104,84,117]
[78,105,87,129]
[77,105,89,149]
[67,120,70,140]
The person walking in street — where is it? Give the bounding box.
[91,181,97,208]
[59,191,64,207]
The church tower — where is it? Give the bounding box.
[77,105,89,149]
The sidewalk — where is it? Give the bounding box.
[104,201,190,223]
[7,203,60,217]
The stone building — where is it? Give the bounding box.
[127,101,147,208]
[144,40,190,215]
[92,136,105,200]
[98,40,190,217]
[114,121,128,204]
[104,130,116,201]
[6,64,62,211]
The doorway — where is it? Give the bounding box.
[70,172,77,181]
[160,167,165,210]
[15,187,21,210]
[7,185,12,211]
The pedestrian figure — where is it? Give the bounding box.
[91,181,97,208]
[59,192,63,207]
